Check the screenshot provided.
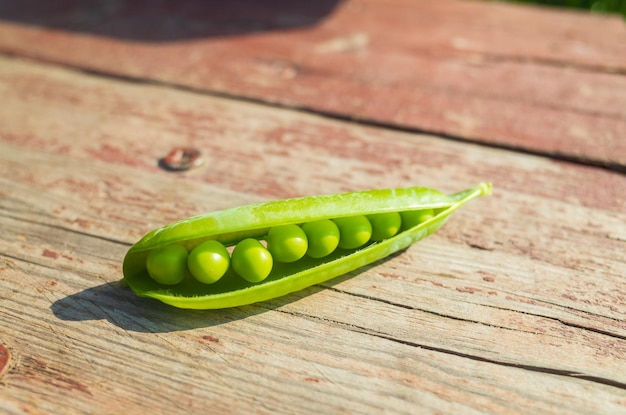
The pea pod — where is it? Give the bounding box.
[122,183,491,309]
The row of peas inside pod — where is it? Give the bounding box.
[145,209,435,286]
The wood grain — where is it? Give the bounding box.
[1,55,625,414]
[0,0,624,169]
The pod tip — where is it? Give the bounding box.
[479,182,493,196]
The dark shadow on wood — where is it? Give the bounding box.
[49,280,304,333]
[48,256,391,333]
[0,0,341,42]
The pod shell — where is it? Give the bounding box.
[122,183,492,309]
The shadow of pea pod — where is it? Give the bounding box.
[49,249,395,333]
[49,279,328,333]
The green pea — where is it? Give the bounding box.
[146,244,188,285]
[187,240,230,284]
[123,182,492,309]
[302,219,340,258]
[367,212,402,241]
[267,224,308,263]
[231,238,273,283]
[333,215,372,249]
[400,209,434,230]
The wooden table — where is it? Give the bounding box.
[1,1,625,413]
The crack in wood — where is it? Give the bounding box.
[2,253,64,273]
[277,308,626,391]
[333,285,626,342]
[481,295,626,342]
[498,291,626,330]
[373,329,626,391]
[470,50,626,77]
[324,286,541,334]
[0,211,132,246]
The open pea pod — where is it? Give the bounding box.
[123,182,492,309]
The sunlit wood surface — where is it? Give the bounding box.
[1,1,625,414]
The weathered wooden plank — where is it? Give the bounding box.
[2,144,626,415]
[1,56,625,414]
[1,56,624,211]
[0,0,624,168]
